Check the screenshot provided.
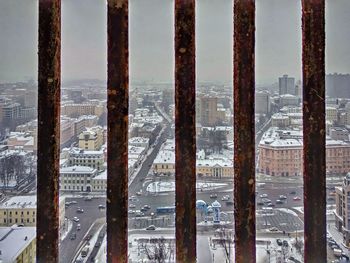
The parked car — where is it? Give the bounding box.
[221,195,229,201]
[98,204,106,209]
[276,239,283,246]
[73,217,79,222]
[129,204,136,208]
[210,194,218,199]
[283,240,289,247]
[71,201,78,204]
[76,208,84,213]
[85,197,93,201]
[293,196,301,201]
[276,199,284,204]
[70,232,76,240]
[143,205,151,210]
[129,196,138,202]
[259,194,268,198]
[146,225,156,230]
[225,201,234,206]
[289,191,296,195]
[279,195,287,200]
[77,224,81,231]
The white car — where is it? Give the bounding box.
[129,204,136,208]
[73,217,79,222]
[259,194,268,198]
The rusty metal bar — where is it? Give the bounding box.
[37,0,61,262]
[233,0,256,262]
[175,0,196,262]
[302,1,326,262]
[107,1,129,262]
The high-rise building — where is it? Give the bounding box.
[200,96,218,126]
[255,91,270,114]
[279,74,295,95]
[326,73,350,98]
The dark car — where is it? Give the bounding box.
[85,234,92,241]
[283,240,289,247]
[70,232,76,240]
[276,239,283,246]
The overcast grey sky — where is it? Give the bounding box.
[0,0,349,85]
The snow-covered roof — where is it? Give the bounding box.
[0,226,36,262]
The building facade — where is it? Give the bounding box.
[59,166,97,192]
[279,75,295,95]
[335,174,350,246]
[0,226,36,263]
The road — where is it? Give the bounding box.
[59,121,170,262]
[59,197,106,263]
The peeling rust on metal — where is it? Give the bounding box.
[233,1,256,262]
[107,1,129,263]
[302,1,326,262]
[37,0,61,262]
[175,0,196,262]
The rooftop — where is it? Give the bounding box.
[60,165,96,174]
[0,226,36,262]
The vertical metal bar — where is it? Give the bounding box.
[107,0,129,262]
[37,0,61,262]
[233,0,256,262]
[302,1,326,262]
[175,0,196,262]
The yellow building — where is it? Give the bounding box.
[0,226,36,262]
[78,126,104,150]
[0,196,65,229]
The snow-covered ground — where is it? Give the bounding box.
[146,181,228,193]
[60,218,73,242]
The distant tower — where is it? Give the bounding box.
[279,74,295,95]
[200,96,218,126]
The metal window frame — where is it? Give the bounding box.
[36,0,326,262]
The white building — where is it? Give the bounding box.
[67,148,104,171]
[335,173,350,246]
[60,166,97,192]
[129,137,150,149]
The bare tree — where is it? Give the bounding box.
[216,227,234,263]
[138,237,175,263]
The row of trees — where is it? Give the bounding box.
[0,153,35,189]
[197,128,227,154]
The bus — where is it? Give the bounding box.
[156,206,175,214]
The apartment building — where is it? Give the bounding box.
[78,126,104,150]
[0,226,36,263]
[61,103,104,118]
[258,128,350,176]
[67,148,104,171]
[335,173,350,246]
[59,166,97,192]
[0,196,65,229]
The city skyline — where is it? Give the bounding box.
[0,0,350,84]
